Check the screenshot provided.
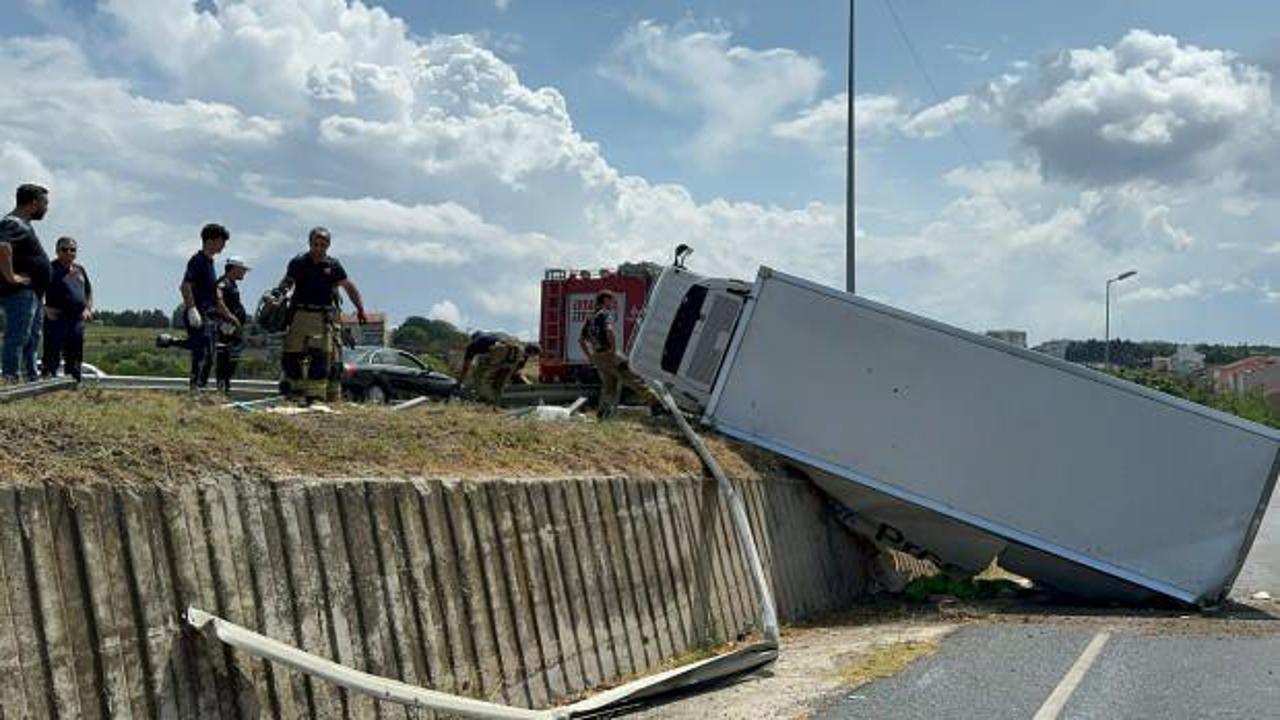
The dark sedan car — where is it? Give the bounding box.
[341,346,457,403]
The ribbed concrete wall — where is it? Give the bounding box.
[0,474,872,718]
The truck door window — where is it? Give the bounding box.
[662,285,708,373]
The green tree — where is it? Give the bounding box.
[391,316,468,357]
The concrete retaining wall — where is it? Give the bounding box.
[0,474,872,718]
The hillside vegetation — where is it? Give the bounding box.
[1113,367,1279,429]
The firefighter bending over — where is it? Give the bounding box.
[460,331,539,404]
[275,227,366,404]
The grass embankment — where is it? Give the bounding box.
[0,391,775,485]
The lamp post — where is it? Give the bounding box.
[1104,270,1137,371]
[845,0,855,294]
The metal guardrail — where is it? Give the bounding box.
[86,375,280,398]
[0,377,78,403]
[0,373,596,408]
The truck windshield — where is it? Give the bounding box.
[661,285,708,373]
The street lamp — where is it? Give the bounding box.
[1104,270,1137,371]
[845,0,855,294]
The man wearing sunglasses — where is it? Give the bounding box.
[40,236,92,381]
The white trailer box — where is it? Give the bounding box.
[630,265,1280,606]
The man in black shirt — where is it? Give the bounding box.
[179,223,236,389]
[41,236,92,381]
[214,256,251,393]
[0,183,52,382]
[276,226,366,403]
[579,291,653,418]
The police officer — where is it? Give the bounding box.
[579,290,654,418]
[276,227,366,404]
[459,331,539,404]
[214,256,250,393]
[179,223,236,389]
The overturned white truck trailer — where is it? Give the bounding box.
[629,265,1280,606]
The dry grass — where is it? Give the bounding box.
[832,639,939,688]
[0,390,780,485]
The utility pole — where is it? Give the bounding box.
[1104,270,1137,371]
[846,0,856,294]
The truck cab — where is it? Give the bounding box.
[628,265,751,413]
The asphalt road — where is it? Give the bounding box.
[818,622,1280,719]
[818,492,1280,719]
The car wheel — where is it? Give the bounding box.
[365,383,389,405]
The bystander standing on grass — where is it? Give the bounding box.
[178,223,236,390]
[0,183,52,383]
[40,236,92,381]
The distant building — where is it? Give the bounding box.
[1150,356,1172,373]
[985,329,1028,349]
[1169,345,1205,376]
[342,312,388,346]
[1034,339,1071,360]
[1213,356,1280,396]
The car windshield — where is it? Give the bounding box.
[342,348,374,363]
[367,349,426,370]
[388,351,427,370]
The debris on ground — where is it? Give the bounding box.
[266,403,338,415]
[903,574,1028,603]
[505,397,590,422]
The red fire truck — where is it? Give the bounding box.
[538,263,661,383]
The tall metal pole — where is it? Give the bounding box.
[845,0,855,294]
[1104,270,1136,371]
[1104,280,1112,370]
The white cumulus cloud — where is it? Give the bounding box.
[989,29,1277,185]
[0,1,845,331]
[428,299,465,326]
[601,20,823,163]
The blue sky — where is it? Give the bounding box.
[5,0,1280,345]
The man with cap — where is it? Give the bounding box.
[459,331,539,405]
[214,255,250,393]
[276,226,366,404]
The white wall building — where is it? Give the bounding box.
[1170,344,1205,376]
[985,329,1028,349]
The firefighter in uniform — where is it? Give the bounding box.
[214,256,250,393]
[579,290,653,418]
[275,227,367,404]
[459,332,539,404]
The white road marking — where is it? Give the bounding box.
[1032,631,1111,720]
